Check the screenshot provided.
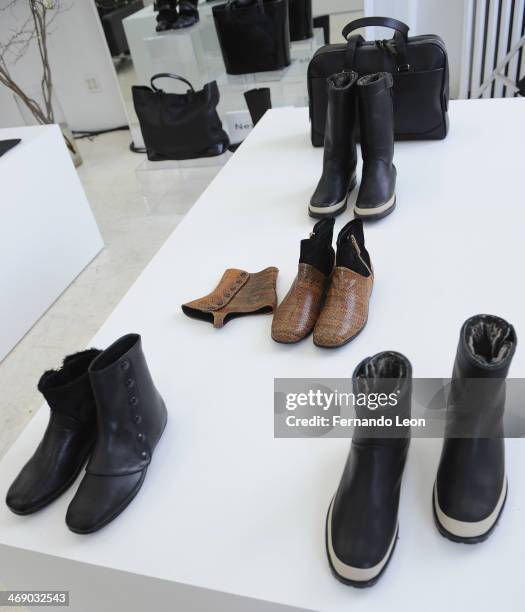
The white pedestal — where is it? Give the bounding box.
[124,5,223,90]
[290,27,325,61]
[124,5,323,110]
[216,28,324,113]
[1,102,524,611]
[124,6,323,144]
[0,125,103,362]
[135,152,232,215]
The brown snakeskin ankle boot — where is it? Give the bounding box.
[313,219,373,348]
[272,218,335,343]
[182,267,278,328]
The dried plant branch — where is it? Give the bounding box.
[0,1,66,125]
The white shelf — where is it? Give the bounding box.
[1,102,524,611]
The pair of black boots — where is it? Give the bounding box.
[6,334,167,534]
[310,71,396,221]
[156,0,199,32]
[327,314,517,587]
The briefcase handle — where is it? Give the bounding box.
[342,17,409,41]
[343,17,411,72]
[150,73,195,93]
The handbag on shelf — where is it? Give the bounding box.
[132,73,229,161]
[308,17,449,146]
[212,0,291,75]
[289,0,313,41]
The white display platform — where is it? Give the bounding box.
[0,125,103,362]
[1,101,524,611]
[123,4,323,147]
[216,29,324,115]
[124,5,224,90]
[312,0,363,14]
[135,151,232,214]
[124,5,323,106]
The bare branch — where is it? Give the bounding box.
[0,20,36,65]
[0,0,66,125]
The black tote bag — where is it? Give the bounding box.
[212,0,291,75]
[308,17,449,146]
[289,0,313,41]
[132,74,229,161]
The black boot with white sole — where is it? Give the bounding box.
[309,71,358,219]
[326,352,412,587]
[354,73,396,220]
[434,315,517,544]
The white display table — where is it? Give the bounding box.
[0,101,524,611]
[0,125,103,362]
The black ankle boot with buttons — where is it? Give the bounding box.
[66,334,167,534]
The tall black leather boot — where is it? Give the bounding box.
[309,71,359,219]
[6,349,101,515]
[326,352,411,587]
[433,315,517,543]
[354,73,396,220]
[66,334,167,534]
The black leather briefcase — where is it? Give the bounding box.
[308,17,449,146]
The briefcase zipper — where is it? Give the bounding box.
[315,35,447,63]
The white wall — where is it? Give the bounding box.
[364,0,467,98]
[312,0,363,15]
[0,0,127,131]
